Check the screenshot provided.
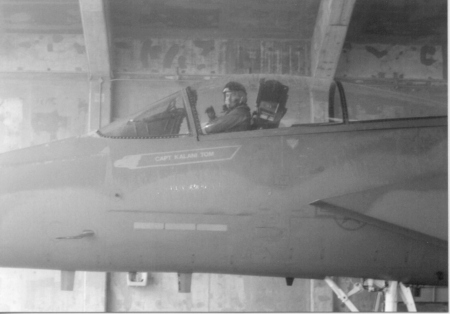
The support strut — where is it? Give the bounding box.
[324,277,359,312]
[399,283,417,312]
[325,278,418,312]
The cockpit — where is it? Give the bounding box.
[97,75,447,139]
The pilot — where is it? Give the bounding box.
[203,81,251,134]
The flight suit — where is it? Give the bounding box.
[204,104,251,134]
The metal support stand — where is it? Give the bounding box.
[324,277,359,312]
[325,278,418,312]
[374,291,383,312]
[385,281,398,311]
[399,283,417,312]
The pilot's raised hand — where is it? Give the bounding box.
[205,106,217,122]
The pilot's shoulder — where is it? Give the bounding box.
[235,104,251,114]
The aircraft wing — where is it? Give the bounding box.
[311,173,447,248]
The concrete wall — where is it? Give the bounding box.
[108,273,331,312]
[0,269,106,312]
[336,43,445,80]
[113,37,311,77]
[0,269,332,312]
[0,34,87,73]
[0,77,88,153]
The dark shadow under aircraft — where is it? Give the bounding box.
[0,74,447,310]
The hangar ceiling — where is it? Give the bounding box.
[108,0,320,39]
[0,0,83,33]
[347,0,446,44]
[0,0,445,40]
[0,0,446,79]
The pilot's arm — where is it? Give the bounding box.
[203,107,250,134]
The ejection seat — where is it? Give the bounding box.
[251,79,289,130]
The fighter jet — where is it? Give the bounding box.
[0,74,447,310]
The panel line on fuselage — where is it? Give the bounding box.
[133,222,228,232]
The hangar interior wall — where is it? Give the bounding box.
[0,77,88,153]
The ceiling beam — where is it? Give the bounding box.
[311,0,356,79]
[79,0,111,77]
[79,0,112,130]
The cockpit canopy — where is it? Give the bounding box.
[98,75,447,139]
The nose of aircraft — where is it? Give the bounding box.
[0,135,109,196]
[0,135,109,269]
